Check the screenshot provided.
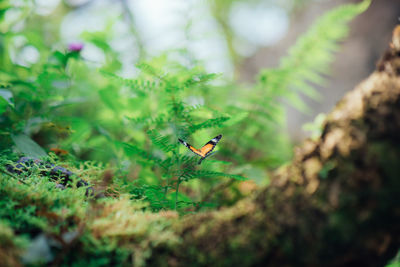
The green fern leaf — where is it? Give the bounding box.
[116,141,164,167]
[101,70,158,96]
[180,170,247,182]
[189,116,229,133]
[144,185,168,209]
[147,129,175,153]
[177,155,199,166]
[126,114,167,128]
[258,0,370,111]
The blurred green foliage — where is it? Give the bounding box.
[0,0,382,265]
[0,0,369,208]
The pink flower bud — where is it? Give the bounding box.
[68,42,84,52]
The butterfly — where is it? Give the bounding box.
[178,134,222,165]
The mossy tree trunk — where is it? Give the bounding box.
[151,27,400,267]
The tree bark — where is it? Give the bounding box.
[149,27,400,267]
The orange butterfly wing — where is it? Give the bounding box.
[179,139,204,157]
[179,135,222,158]
[187,145,204,157]
[199,143,215,156]
[199,135,222,157]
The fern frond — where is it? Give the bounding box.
[126,114,167,128]
[137,61,219,93]
[136,62,164,79]
[101,70,159,96]
[182,73,219,88]
[189,116,229,133]
[258,0,370,111]
[201,159,232,166]
[183,104,205,114]
[136,62,183,93]
[175,155,199,166]
[143,185,168,209]
[180,170,247,182]
[116,141,164,167]
[222,111,248,126]
[167,99,186,117]
[147,129,175,153]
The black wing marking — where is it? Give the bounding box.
[179,135,222,163]
[178,138,203,157]
[199,134,222,157]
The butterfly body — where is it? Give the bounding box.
[178,135,222,164]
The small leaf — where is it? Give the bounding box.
[11,134,47,159]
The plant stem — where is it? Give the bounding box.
[163,176,169,207]
[174,178,181,210]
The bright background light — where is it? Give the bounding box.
[55,0,290,77]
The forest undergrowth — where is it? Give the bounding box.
[2,0,397,266]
